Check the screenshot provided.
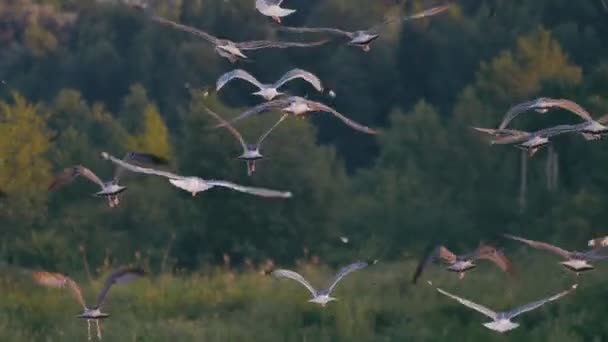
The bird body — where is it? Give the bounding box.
[168,177,214,196]
[255,0,296,23]
[446,259,477,273]
[77,308,110,320]
[94,183,127,197]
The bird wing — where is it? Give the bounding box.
[376,3,451,32]
[435,287,497,320]
[490,131,532,145]
[412,246,450,284]
[95,267,146,309]
[236,39,329,50]
[203,106,247,151]
[102,152,182,180]
[326,261,368,294]
[596,113,608,125]
[505,284,577,319]
[277,25,354,38]
[499,99,545,129]
[257,114,288,146]
[205,180,293,198]
[216,69,264,91]
[114,152,169,183]
[258,0,284,6]
[48,166,105,191]
[308,101,379,134]
[273,69,323,92]
[503,234,572,259]
[149,15,219,44]
[271,269,317,296]
[216,98,293,127]
[547,98,594,122]
[32,272,87,309]
[475,244,515,275]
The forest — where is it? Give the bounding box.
[1,0,608,340]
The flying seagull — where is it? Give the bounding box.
[138,11,328,63]
[499,98,608,139]
[504,234,608,274]
[271,261,371,306]
[204,106,286,176]
[216,68,323,101]
[218,96,378,135]
[255,0,296,23]
[48,152,168,208]
[472,124,585,157]
[412,244,513,283]
[278,4,450,52]
[100,152,292,198]
[33,267,146,340]
[430,282,577,333]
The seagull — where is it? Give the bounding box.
[271,261,370,307]
[430,282,577,333]
[203,106,286,176]
[100,152,292,198]
[139,11,328,63]
[255,0,296,23]
[472,124,585,156]
[412,244,513,283]
[278,4,450,52]
[218,96,378,135]
[48,152,168,208]
[216,68,323,101]
[504,234,608,275]
[499,98,608,140]
[32,267,146,341]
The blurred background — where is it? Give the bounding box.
[0,0,607,340]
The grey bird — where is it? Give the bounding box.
[472,124,585,157]
[33,267,146,340]
[431,282,577,333]
[278,4,450,52]
[216,68,323,101]
[139,11,328,63]
[217,96,378,135]
[412,244,514,283]
[504,234,608,275]
[100,152,292,198]
[204,106,286,176]
[255,0,296,23]
[272,261,371,307]
[48,152,168,208]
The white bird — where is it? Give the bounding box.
[48,152,168,208]
[431,282,577,333]
[271,261,370,307]
[278,4,450,52]
[100,152,292,198]
[218,96,378,135]
[204,106,286,176]
[216,69,323,101]
[137,10,328,63]
[504,234,608,275]
[255,0,296,23]
[33,267,146,341]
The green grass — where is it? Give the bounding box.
[0,258,605,341]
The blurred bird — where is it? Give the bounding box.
[588,236,608,249]
[217,96,378,135]
[412,244,513,283]
[271,261,372,306]
[430,281,577,333]
[504,234,608,275]
[216,69,323,101]
[100,152,292,198]
[278,3,450,52]
[48,152,168,208]
[139,12,327,63]
[255,0,296,23]
[499,98,608,139]
[33,267,146,340]
[203,106,286,176]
